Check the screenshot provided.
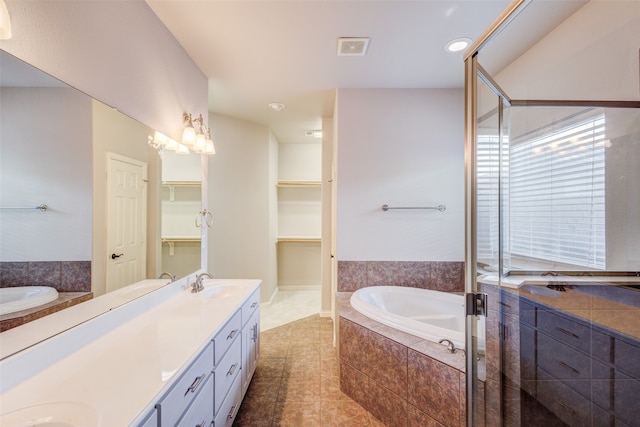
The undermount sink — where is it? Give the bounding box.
[200,283,246,300]
[0,401,100,426]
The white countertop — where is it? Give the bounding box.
[0,278,260,426]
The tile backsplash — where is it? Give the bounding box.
[0,261,91,292]
[337,260,464,292]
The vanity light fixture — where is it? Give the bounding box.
[0,0,12,39]
[148,130,190,155]
[445,37,472,53]
[181,113,216,155]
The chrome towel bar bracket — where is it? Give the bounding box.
[381,204,446,212]
[0,204,48,212]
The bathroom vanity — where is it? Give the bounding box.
[0,276,261,426]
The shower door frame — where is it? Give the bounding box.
[463,3,640,425]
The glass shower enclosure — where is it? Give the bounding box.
[464,1,640,425]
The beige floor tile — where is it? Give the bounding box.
[320,399,372,427]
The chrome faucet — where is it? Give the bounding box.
[158,272,176,282]
[191,272,214,293]
[438,338,457,354]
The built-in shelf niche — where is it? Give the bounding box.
[277,183,321,240]
[277,144,322,290]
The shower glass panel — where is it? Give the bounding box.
[465,1,640,426]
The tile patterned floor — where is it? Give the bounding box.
[234,314,385,427]
[260,289,321,332]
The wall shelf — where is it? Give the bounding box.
[162,181,201,187]
[277,237,321,243]
[277,181,321,188]
[161,237,201,243]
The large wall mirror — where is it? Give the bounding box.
[0,49,203,335]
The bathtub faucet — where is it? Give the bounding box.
[191,272,214,293]
[438,339,458,354]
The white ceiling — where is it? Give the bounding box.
[145,0,583,145]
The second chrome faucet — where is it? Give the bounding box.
[191,272,214,293]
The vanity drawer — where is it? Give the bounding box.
[536,308,591,353]
[241,288,260,326]
[214,372,242,427]
[536,368,592,427]
[157,341,214,426]
[537,333,591,397]
[214,334,242,414]
[175,373,214,427]
[213,310,242,366]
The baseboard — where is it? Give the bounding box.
[260,287,279,308]
[277,285,321,291]
[319,310,332,318]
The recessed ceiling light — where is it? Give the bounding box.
[268,102,285,112]
[337,37,370,56]
[445,37,472,53]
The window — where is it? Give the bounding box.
[509,111,606,269]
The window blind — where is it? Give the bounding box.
[509,113,606,269]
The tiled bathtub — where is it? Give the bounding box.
[338,293,485,427]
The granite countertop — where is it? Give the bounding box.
[481,276,640,341]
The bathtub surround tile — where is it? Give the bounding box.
[367,261,401,287]
[0,262,28,287]
[28,262,61,288]
[60,261,91,292]
[338,318,370,372]
[408,405,445,427]
[337,260,464,292]
[339,360,371,409]
[408,349,462,426]
[366,378,409,427]
[397,261,431,287]
[0,261,91,292]
[366,329,408,399]
[338,295,476,427]
[337,261,368,292]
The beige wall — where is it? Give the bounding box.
[208,113,278,302]
[336,88,465,262]
[0,88,92,261]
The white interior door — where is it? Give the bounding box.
[106,153,147,293]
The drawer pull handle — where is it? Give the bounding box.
[252,323,258,341]
[555,326,579,339]
[250,302,258,308]
[227,329,239,340]
[556,360,580,375]
[228,403,239,419]
[184,374,205,396]
[227,363,238,376]
[196,420,207,427]
[558,401,576,414]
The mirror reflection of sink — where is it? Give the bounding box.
[200,283,245,300]
[0,401,100,426]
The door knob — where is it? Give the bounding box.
[111,253,123,260]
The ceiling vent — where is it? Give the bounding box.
[337,37,370,56]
